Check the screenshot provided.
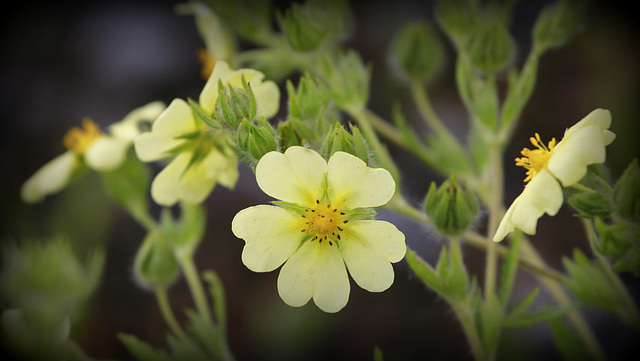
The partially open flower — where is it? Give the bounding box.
[20,101,166,204]
[493,109,616,242]
[134,61,279,206]
[232,146,406,313]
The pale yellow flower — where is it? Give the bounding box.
[232,146,406,313]
[134,61,279,206]
[493,109,616,242]
[20,101,166,204]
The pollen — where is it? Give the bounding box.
[63,118,104,155]
[304,201,345,245]
[515,132,556,182]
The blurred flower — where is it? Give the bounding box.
[134,61,279,206]
[20,101,166,204]
[493,109,615,242]
[232,146,406,313]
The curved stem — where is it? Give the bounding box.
[410,81,451,138]
[177,251,212,323]
[451,302,486,361]
[155,287,190,342]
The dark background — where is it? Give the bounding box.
[1,0,639,360]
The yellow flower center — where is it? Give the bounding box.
[63,118,104,154]
[300,200,347,246]
[515,132,556,182]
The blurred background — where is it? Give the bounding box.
[1,0,639,360]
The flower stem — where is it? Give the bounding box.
[410,81,451,139]
[177,251,212,323]
[484,145,504,298]
[155,287,190,342]
[451,302,486,361]
[519,238,607,361]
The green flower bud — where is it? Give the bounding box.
[434,0,476,45]
[388,22,445,83]
[533,0,587,53]
[287,73,331,122]
[424,173,478,235]
[0,238,104,336]
[207,0,273,44]
[320,122,369,164]
[214,78,257,128]
[568,190,614,218]
[134,231,180,289]
[276,118,314,149]
[613,158,640,222]
[594,218,640,276]
[277,3,326,52]
[237,118,279,164]
[467,23,515,73]
[319,51,370,112]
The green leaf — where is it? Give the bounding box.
[100,152,150,217]
[503,287,541,328]
[548,317,591,361]
[498,231,522,306]
[118,333,173,361]
[405,248,444,295]
[203,270,227,336]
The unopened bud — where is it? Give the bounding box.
[237,118,279,164]
[425,173,478,235]
[134,232,179,289]
[214,78,257,128]
[389,22,445,83]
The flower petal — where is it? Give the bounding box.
[277,240,350,313]
[85,136,129,172]
[232,205,304,272]
[563,108,611,138]
[547,125,605,186]
[134,99,197,161]
[256,146,327,207]
[327,151,395,209]
[21,152,77,204]
[109,101,166,141]
[150,152,191,206]
[493,169,563,241]
[178,153,218,204]
[199,60,233,113]
[340,220,406,292]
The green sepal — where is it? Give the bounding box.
[188,98,218,129]
[273,201,308,215]
[118,333,173,361]
[613,158,640,222]
[342,207,377,221]
[133,231,180,289]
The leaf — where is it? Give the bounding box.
[203,270,227,336]
[498,231,522,306]
[118,333,173,361]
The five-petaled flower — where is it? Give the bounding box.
[134,60,279,206]
[20,101,166,204]
[493,109,616,242]
[231,146,406,313]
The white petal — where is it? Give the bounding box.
[327,151,395,209]
[150,153,191,206]
[256,146,327,207]
[232,205,304,272]
[199,60,232,114]
[339,220,406,292]
[21,152,77,204]
[178,154,218,204]
[85,137,129,172]
[563,109,611,139]
[202,147,238,189]
[493,169,563,241]
[277,240,350,313]
[547,125,605,186]
[109,101,166,141]
[134,99,196,162]
[251,80,280,118]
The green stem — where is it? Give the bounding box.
[582,219,640,335]
[451,302,486,361]
[155,287,190,342]
[410,81,452,139]
[177,251,212,323]
[348,107,401,182]
[484,145,504,298]
[519,238,607,361]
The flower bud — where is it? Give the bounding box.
[287,73,331,122]
[568,190,614,218]
[277,3,326,52]
[319,51,370,112]
[214,79,257,128]
[237,118,279,164]
[134,231,180,289]
[388,22,445,83]
[533,0,587,52]
[320,122,369,164]
[613,159,640,222]
[467,23,514,73]
[424,173,478,235]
